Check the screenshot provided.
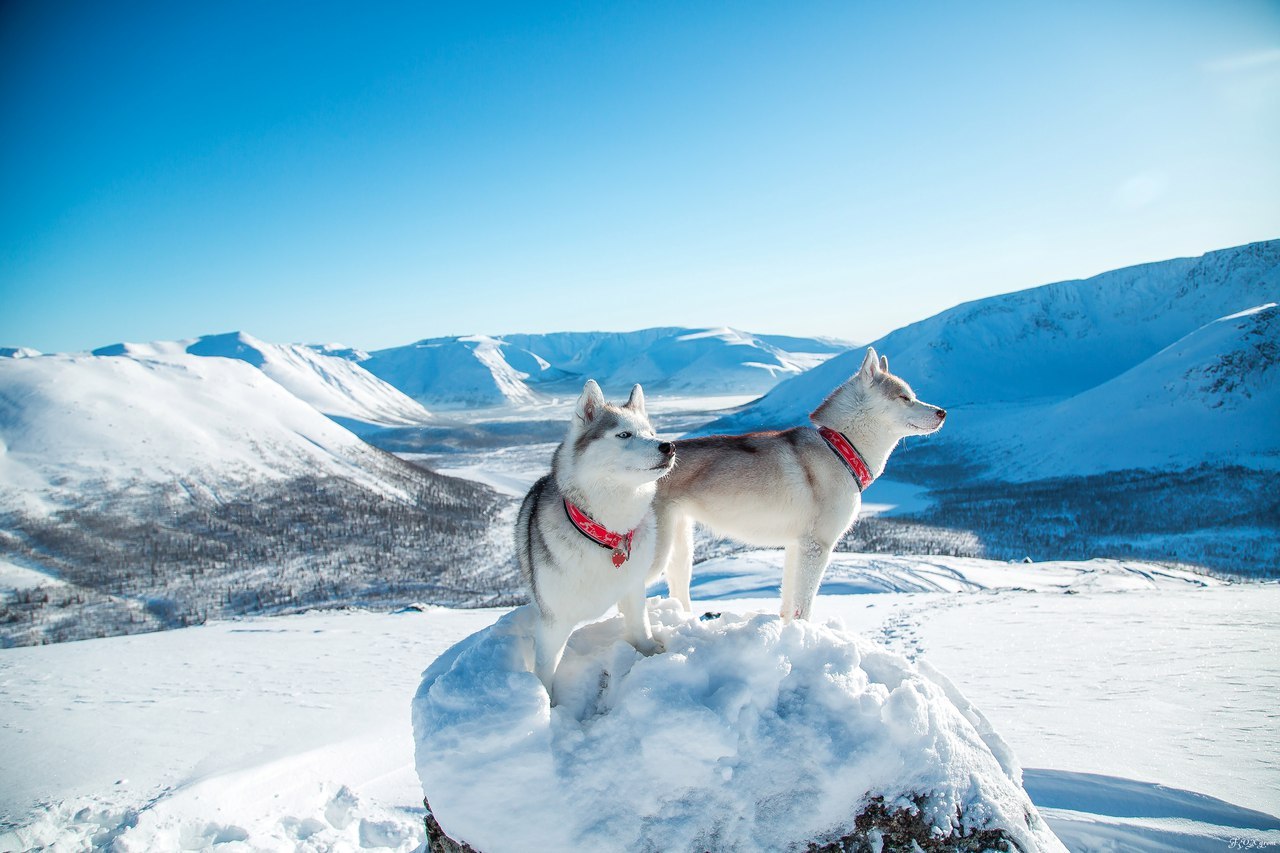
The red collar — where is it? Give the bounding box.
[564,499,635,568]
[817,426,874,491]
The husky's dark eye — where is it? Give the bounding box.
[899,395,912,403]
[616,431,632,439]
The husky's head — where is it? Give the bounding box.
[811,347,946,439]
[557,380,676,490]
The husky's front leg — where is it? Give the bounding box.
[533,617,574,700]
[617,582,662,656]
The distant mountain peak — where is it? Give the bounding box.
[359,327,852,410]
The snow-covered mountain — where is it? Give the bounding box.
[0,352,408,514]
[0,347,40,359]
[355,327,850,409]
[981,302,1279,479]
[92,331,432,430]
[703,239,1280,479]
[0,350,511,646]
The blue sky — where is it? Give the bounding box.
[2,0,1278,353]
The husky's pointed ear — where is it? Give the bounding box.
[879,354,889,374]
[576,379,605,424]
[857,347,880,383]
[624,383,647,417]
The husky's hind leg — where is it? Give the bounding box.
[533,617,574,701]
[788,537,834,621]
[780,542,801,621]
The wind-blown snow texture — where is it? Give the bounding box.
[704,240,1280,480]
[358,327,850,409]
[412,600,1064,853]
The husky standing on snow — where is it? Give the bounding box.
[650,347,945,622]
[517,380,677,697]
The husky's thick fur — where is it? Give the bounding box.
[651,347,945,621]
[517,380,676,697]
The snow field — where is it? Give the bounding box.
[1,560,1277,852]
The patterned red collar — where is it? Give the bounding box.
[817,426,874,491]
[564,499,635,568]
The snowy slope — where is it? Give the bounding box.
[93,331,432,429]
[357,334,546,409]
[359,327,850,409]
[976,303,1280,479]
[0,352,413,514]
[702,240,1280,480]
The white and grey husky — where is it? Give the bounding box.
[650,347,945,622]
[517,380,677,697]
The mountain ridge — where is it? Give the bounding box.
[355,326,853,409]
[699,238,1280,482]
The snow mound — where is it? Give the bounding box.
[412,601,1065,853]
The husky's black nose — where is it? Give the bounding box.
[658,441,675,456]
[936,409,947,420]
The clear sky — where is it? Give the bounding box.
[2,0,1278,353]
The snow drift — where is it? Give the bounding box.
[412,600,1065,853]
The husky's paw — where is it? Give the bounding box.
[632,637,664,657]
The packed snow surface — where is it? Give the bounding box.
[412,599,1064,853]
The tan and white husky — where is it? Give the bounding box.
[650,347,945,621]
[516,380,676,698]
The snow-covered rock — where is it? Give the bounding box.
[92,331,432,429]
[0,347,40,359]
[412,601,1065,853]
[361,327,850,410]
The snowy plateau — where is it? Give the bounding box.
[0,240,1278,852]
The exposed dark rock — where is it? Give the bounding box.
[424,792,1031,853]
[807,795,1023,853]
[423,797,479,853]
